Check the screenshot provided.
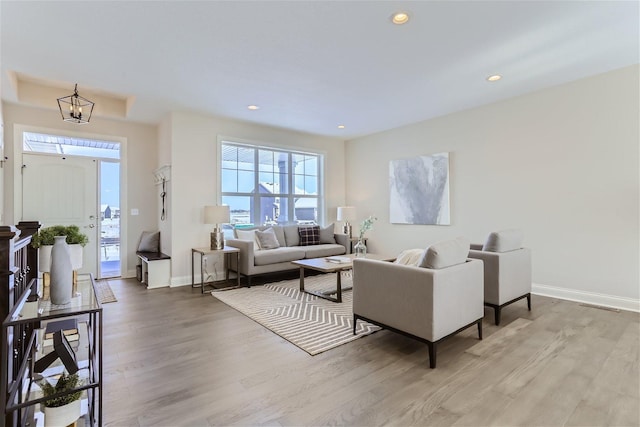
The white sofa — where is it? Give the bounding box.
[227,224,348,286]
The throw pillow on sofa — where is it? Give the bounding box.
[298,226,320,246]
[319,223,336,244]
[393,248,424,266]
[256,228,280,250]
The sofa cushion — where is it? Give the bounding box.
[255,228,280,250]
[418,237,470,269]
[482,229,523,252]
[303,244,347,259]
[254,247,305,266]
[393,248,424,266]
[298,226,320,246]
[319,223,336,244]
[236,229,260,250]
[283,225,300,247]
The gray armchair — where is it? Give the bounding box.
[352,237,484,368]
[468,229,532,325]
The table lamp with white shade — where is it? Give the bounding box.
[337,206,356,237]
[205,205,230,250]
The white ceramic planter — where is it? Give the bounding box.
[44,399,81,427]
[39,244,83,272]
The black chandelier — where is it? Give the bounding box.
[57,84,94,124]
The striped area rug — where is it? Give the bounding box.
[211,273,380,355]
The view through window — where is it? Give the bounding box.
[221,142,323,233]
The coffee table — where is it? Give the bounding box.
[292,253,395,303]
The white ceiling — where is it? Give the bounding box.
[1,1,638,139]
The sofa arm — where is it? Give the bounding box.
[470,243,484,250]
[334,233,349,252]
[226,239,255,275]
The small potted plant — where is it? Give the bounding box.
[40,372,83,427]
[32,225,89,272]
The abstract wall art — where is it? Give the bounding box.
[389,152,450,225]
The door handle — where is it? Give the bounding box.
[89,224,95,228]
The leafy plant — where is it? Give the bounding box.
[358,215,377,240]
[31,225,89,248]
[40,373,83,408]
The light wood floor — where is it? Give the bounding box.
[102,277,639,427]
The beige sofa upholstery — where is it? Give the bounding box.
[227,224,348,286]
[468,229,532,325]
[352,253,484,368]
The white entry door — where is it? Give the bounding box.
[22,153,99,276]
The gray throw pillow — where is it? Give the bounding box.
[482,229,523,252]
[283,225,300,247]
[319,223,336,244]
[138,231,160,252]
[418,236,469,269]
[255,228,280,250]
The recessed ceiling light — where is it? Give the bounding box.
[391,12,410,25]
[247,105,260,110]
[337,125,345,129]
[486,74,502,82]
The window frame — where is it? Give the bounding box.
[219,139,325,227]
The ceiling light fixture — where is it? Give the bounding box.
[337,125,345,129]
[487,74,502,82]
[57,84,94,124]
[247,105,260,110]
[391,12,410,25]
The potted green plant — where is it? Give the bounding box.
[40,372,83,427]
[32,225,89,272]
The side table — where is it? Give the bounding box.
[191,246,241,294]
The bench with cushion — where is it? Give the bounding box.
[135,230,171,289]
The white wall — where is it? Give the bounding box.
[346,65,639,310]
[167,112,346,286]
[1,102,158,277]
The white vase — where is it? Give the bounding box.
[40,244,83,272]
[44,399,81,427]
[50,236,73,305]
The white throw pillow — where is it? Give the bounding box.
[256,228,280,250]
[236,229,260,250]
[418,237,470,269]
[393,248,424,266]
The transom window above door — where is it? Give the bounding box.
[23,132,120,159]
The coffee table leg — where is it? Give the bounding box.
[299,267,305,292]
[336,271,342,303]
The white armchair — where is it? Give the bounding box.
[468,229,532,325]
[352,237,484,368]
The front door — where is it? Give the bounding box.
[22,153,99,276]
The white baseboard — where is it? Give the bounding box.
[532,283,640,313]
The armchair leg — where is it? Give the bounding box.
[353,315,357,335]
[427,342,436,369]
[477,319,483,340]
[527,293,532,311]
[494,307,501,326]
